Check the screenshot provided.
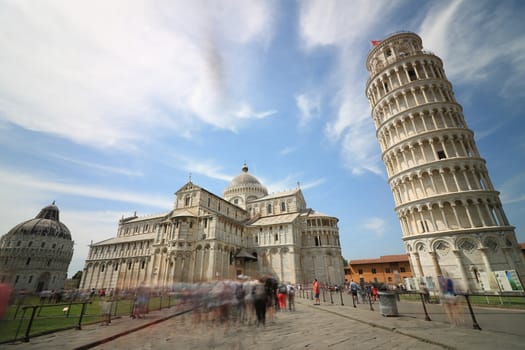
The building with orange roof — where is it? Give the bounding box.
[345,254,412,287]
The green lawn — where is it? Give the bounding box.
[398,293,525,309]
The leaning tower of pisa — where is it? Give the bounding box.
[365,32,525,293]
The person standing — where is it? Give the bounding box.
[371,285,378,302]
[277,283,288,311]
[349,280,358,307]
[313,279,320,305]
[0,283,12,320]
[252,278,267,326]
[100,296,112,326]
[234,283,246,324]
[442,277,461,326]
[287,284,295,311]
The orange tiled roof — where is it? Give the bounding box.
[349,254,409,265]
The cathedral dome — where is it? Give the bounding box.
[229,164,264,187]
[4,202,72,240]
[223,164,268,209]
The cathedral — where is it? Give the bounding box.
[80,165,345,290]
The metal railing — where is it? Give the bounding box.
[295,287,525,331]
[1,292,179,344]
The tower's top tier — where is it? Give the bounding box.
[366,32,424,76]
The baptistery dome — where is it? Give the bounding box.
[5,203,72,240]
[0,203,74,292]
[223,164,268,210]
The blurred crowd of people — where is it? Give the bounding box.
[173,277,296,328]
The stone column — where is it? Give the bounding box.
[429,251,443,278]
[453,250,470,292]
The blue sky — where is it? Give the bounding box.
[1,0,524,277]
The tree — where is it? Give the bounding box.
[72,271,83,280]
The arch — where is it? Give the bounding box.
[36,272,51,292]
[415,242,426,252]
[432,239,451,256]
[456,238,478,252]
[483,237,499,252]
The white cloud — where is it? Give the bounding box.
[363,217,386,237]
[499,172,525,205]
[298,0,402,175]
[51,155,144,177]
[279,146,297,156]
[473,123,505,142]
[160,154,235,183]
[300,178,326,191]
[0,168,170,209]
[419,0,525,91]
[295,93,320,127]
[0,0,277,150]
[234,103,277,120]
[299,0,400,49]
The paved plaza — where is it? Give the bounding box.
[2,296,524,350]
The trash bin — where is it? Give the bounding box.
[378,291,398,316]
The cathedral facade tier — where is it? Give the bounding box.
[0,203,74,292]
[80,165,345,290]
[365,32,525,293]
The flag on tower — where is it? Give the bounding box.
[371,40,382,46]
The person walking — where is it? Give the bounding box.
[313,279,320,305]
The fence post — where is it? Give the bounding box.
[419,292,431,321]
[368,293,374,311]
[14,307,27,342]
[108,301,112,324]
[130,298,135,316]
[67,300,73,318]
[463,294,482,330]
[23,306,39,342]
[77,302,88,330]
[330,290,334,304]
[339,289,344,306]
[14,302,22,320]
[113,298,119,316]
